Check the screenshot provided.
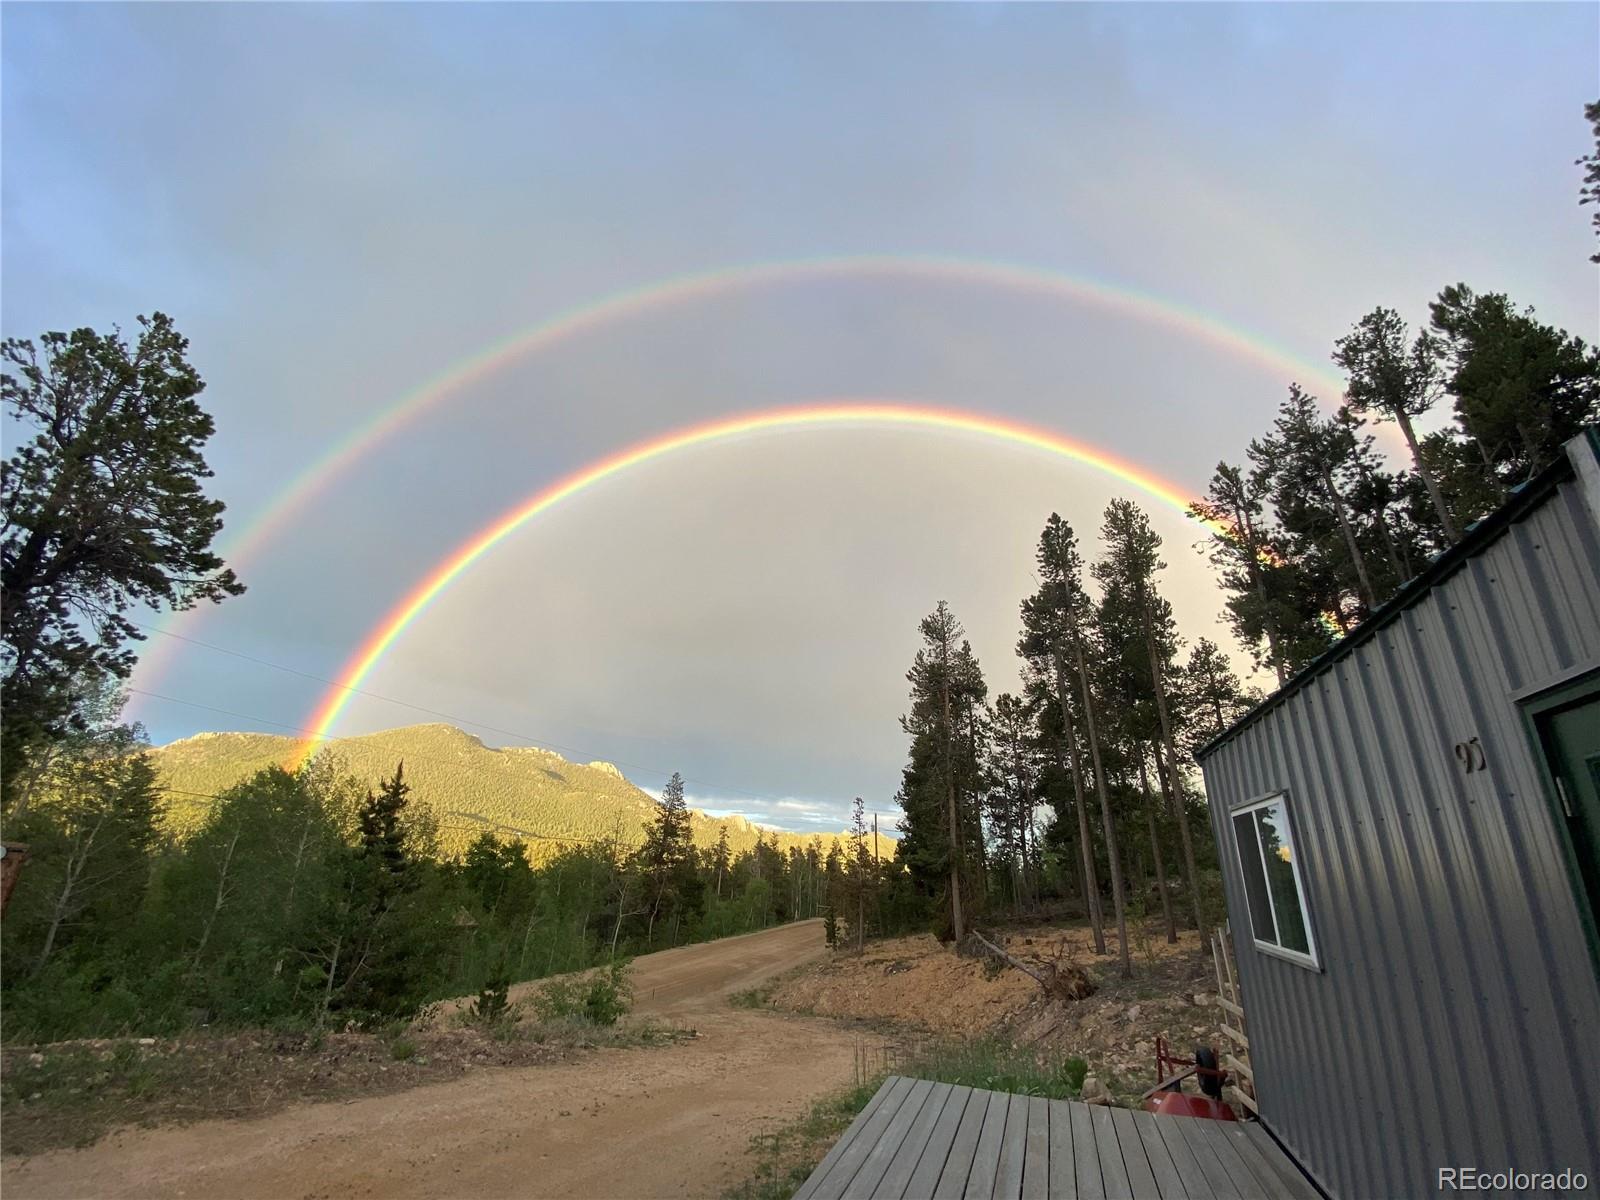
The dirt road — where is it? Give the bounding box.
[2,920,856,1200]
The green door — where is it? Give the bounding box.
[1533,686,1600,951]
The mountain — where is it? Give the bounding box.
[147,723,895,861]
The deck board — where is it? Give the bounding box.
[793,1075,898,1200]
[1171,1114,1245,1200]
[874,1083,962,1200]
[1150,1112,1214,1200]
[1091,1104,1132,1200]
[843,1078,938,1200]
[1021,1095,1051,1200]
[809,1076,917,1200]
[901,1085,975,1200]
[1110,1108,1160,1200]
[991,1092,1031,1200]
[963,1088,1013,1199]
[1070,1101,1105,1200]
[1180,1115,1274,1200]
[1240,1125,1322,1200]
[796,1079,1315,1200]
[931,1087,993,1199]
[1126,1110,1190,1200]
[1047,1099,1079,1200]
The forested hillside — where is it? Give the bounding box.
[148,723,876,861]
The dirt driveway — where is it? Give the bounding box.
[2,920,858,1200]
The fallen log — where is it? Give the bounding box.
[967,930,1096,1002]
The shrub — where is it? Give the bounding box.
[472,975,511,1024]
[533,959,633,1027]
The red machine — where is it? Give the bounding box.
[1139,1036,1238,1121]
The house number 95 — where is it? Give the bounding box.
[1454,737,1487,773]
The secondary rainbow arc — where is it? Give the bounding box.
[131,253,1345,712]
[294,400,1237,767]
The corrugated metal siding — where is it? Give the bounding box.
[1201,474,1600,1199]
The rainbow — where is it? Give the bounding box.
[295,400,1238,765]
[131,253,1345,712]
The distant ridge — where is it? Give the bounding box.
[148,723,894,861]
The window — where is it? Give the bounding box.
[1232,792,1318,968]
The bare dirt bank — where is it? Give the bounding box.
[3,920,855,1200]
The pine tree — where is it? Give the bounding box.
[1,315,244,792]
[1578,100,1600,264]
[982,694,1040,915]
[897,602,987,942]
[359,762,412,878]
[1096,499,1205,946]
[1428,284,1600,492]
[846,797,871,950]
[1190,462,1297,682]
[640,772,699,944]
[712,822,731,898]
[1020,515,1123,965]
[1334,307,1458,540]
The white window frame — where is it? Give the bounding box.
[1231,790,1320,971]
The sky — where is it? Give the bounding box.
[3,3,1596,833]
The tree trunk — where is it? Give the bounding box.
[939,671,965,944]
[1139,751,1177,944]
[1320,464,1376,607]
[1053,650,1104,953]
[1228,490,1288,684]
[1069,627,1130,978]
[1395,408,1459,540]
[1145,601,1206,941]
[190,825,242,971]
[34,819,101,976]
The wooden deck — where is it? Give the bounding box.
[794,1077,1319,1200]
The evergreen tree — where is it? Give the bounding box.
[1428,285,1600,494]
[1334,307,1458,540]
[896,602,987,941]
[639,772,701,944]
[845,797,872,949]
[711,822,732,898]
[1019,515,1121,963]
[1579,100,1600,264]
[1,315,244,792]
[1096,499,1206,945]
[982,693,1040,915]
[1179,639,1256,753]
[1189,462,1302,682]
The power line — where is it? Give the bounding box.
[123,617,821,807]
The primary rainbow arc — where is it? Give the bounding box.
[295,400,1236,766]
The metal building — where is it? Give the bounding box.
[1196,429,1600,1199]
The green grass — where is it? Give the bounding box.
[899,1035,1087,1099]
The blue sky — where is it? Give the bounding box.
[4,3,1596,830]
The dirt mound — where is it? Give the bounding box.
[772,931,1040,1034]
[771,920,1224,1103]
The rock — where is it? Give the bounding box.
[137,1037,156,1046]
[1192,993,1213,1007]
[1080,1075,1113,1106]
[1125,1005,1141,1022]
[27,1054,44,1067]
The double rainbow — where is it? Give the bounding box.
[294,400,1240,765]
[122,254,1339,743]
